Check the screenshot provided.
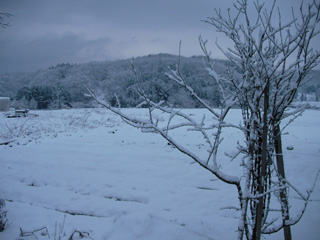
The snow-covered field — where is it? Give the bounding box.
[0,108,319,240]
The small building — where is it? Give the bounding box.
[0,97,10,111]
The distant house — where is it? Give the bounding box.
[0,97,10,111]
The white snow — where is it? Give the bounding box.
[0,108,319,240]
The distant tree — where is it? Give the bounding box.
[16,87,32,102]
[306,85,316,93]
[55,85,72,108]
[153,83,169,102]
[15,85,73,109]
[30,86,55,109]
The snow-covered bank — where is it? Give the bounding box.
[0,108,319,239]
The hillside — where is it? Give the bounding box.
[0,54,319,109]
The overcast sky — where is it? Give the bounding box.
[0,0,317,73]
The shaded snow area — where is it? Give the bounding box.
[0,108,319,240]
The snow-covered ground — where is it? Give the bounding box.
[0,108,319,240]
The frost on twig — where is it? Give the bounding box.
[86,82,240,186]
[263,169,320,234]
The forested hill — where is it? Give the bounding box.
[0,53,319,109]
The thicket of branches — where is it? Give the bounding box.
[87,0,320,240]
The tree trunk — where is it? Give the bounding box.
[253,83,269,240]
[274,124,292,240]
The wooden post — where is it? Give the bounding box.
[274,124,292,240]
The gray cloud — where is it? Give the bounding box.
[0,31,113,72]
[0,0,318,73]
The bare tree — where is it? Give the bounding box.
[87,0,320,239]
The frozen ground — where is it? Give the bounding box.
[0,108,319,240]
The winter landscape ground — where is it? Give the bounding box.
[0,108,319,240]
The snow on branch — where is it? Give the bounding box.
[85,56,241,187]
[85,1,319,239]
[262,169,320,234]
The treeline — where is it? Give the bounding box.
[85,54,225,108]
[1,54,319,110]
[15,85,71,109]
[14,84,93,109]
